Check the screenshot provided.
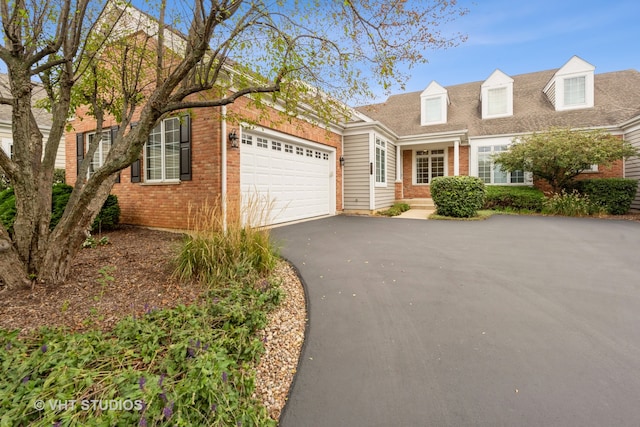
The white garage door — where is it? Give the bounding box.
[240,131,333,225]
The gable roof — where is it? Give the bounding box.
[0,74,53,128]
[355,68,640,138]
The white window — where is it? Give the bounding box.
[1,138,13,159]
[481,70,513,119]
[145,117,180,182]
[564,76,586,106]
[478,145,524,184]
[415,149,445,184]
[87,131,112,177]
[257,137,268,148]
[543,57,594,111]
[488,87,508,116]
[420,81,448,125]
[423,97,443,124]
[296,146,304,156]
[272,140,282,151]
[284,144,293,153]
[241,134,253,145]
[375,137,386,185]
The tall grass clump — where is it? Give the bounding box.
[174,196,278,286]
[543,190,606,217]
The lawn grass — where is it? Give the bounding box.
[429,210,496,221]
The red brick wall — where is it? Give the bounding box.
[533,159,625,194]
[66,96,343,230]
[400,145,470,199]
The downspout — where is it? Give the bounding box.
[221,105,228,231]
[341,134,345,213]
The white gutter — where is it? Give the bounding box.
[221,105,228,231]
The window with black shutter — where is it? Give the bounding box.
[129,122,141,183]
[76,132,84,178]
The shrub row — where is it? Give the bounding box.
[571,178,638,215]
[0,184,120,235]
[483,186,546,212]
[431,176,485,218]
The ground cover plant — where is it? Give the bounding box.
[0,202,283,426]
[377,202,411,217]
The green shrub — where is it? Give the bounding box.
[572,178,638,215]
[377,202,410,217]
[484,186,545,212]
[53,168,66,184]
[0,184,120,234]
[92,194,121,231]
[431,176,486,218]
[543,190,605,217]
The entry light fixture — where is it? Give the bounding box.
[229,129,239,148]
[339,156,345,167]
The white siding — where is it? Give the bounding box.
[343,133,371,210]
[624,126,640,210]
[375,141,396,209]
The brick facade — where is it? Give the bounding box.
[65,97,342,230]
[400,145,470,199]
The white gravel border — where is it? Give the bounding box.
[253,260,307,422]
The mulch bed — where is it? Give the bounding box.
[0,226,206,336]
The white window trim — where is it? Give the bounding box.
[481,84,513,119]
[555,72,594,111]
[476,144,530,185]
[86,130,111,178]
[144,117,181,183]
[421,95,447,125]
[412,147,448,185]
[375,137,387,187]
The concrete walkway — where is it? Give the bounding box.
[393,208,435,219]
[273,215,640,427]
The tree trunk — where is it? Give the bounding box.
[0,229,30,292]
[38,177,115,286]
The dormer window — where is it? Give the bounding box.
[420,81,448,126]
[481,69,513,119]
[564,76,586,106]
[424,97,443,123]
[487,87,508,115]
[544,56,594,111]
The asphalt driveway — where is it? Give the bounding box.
[272,215,640,427]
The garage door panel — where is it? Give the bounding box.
[240,133,332,225]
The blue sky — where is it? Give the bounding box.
[379,0,640,101]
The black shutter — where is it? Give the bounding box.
[111,126,120,183]
[76,133,84,179]
[130,122,141,183]
[179,114,192,181]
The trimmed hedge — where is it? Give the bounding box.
[431,176,485,218]
[484,186,545,212]
[0,184,120,234]
[572,178,638,215]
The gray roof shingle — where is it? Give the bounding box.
[0,74,54,127]
[355,69,640,137]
